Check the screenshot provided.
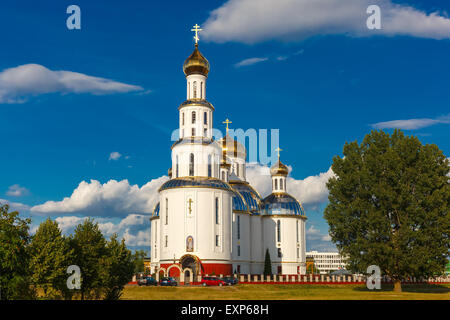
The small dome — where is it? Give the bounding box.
[183,44,210,77]
[219,134,246,159]
[262,193,306,217]
[270,160,289,176]
[229,180,262,213]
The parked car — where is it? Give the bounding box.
[138,276,158,286]
[221,276,238,286]
[201,276,227,287]
[160,277,178,286]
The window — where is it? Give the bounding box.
[237,245,241,257]
[204,128,207,137]
[165,235,168,247]
[215,197,219,224]
[192,128,195,136]
[193,81,197,98]
[236,164,239,176]
[182,112,185,125]
[296,221,299,242]
[165,198,168,225]
[176,156,179,178]
[277,220,281,242]
[221,171,225,180]
[280,179,283,190]
[277,248,282,258]
[204,111,207,125]
[237,215,240,240]
[274,179,278,190]
[200,82,203,98]
[297,247,299,258]
[189,153,194,176]
[215,235,219,247]
[208,155,212,177]
[192,111,196,124]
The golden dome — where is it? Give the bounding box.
[183,44,210,77]
[270,160,289,176]
[219,134,246,159]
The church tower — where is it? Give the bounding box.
[151,25,234,279]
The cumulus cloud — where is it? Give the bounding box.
[306,224,336,251]
[6,184,29,197]
[31,176,168,217]
[234,57,268,67]
[246,162,334,209]
[0,198,31,213]
[372,114,450,130]
[202,0,450,44]
[0,63,144,104]
[109,151,122,161]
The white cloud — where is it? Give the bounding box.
[234,57,268,67]
[123,229,150,247]
[0,198,31,213]
[0,63,144,104]
[6,184,29,197]
[109,151,122,161]
[31,176,168,217]
[246,162,334,209]
[372,114,450,130]
[306,225,321,235]
[202,0,450,44]
[54,216,86,234]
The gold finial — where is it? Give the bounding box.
[223,118,232,135]
[275,147,282,160]
[191,24,203,45]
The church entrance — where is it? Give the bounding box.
[180,254,199,276]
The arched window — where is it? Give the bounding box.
[200,82,203,98]
[191,128,195,136]
[274,178,278,190]
[192,111,196,124]
[182,112,185,125]
[296,220,299,243]
[193,81,197,98]
[215,197,219,224]
[165,198,168,225]
[277,220,281,242]
[176,155,179,178]
[280,179,283,190]
[189,153,194,176]
[208,155,212,177]
[204,111,207,125]
[237,215,240,240]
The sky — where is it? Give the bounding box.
[0,0,449,254]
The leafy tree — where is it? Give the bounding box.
[0,204,35,300]
[131,250,146,274]
[324,130,450,292]
[29,218,74,299]
[69,218,106,300]
[263,248,272,276]
[101,234,134,300]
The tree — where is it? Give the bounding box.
[131,249,146,274]
[69,218,106,299]
[101,234,134,300]
[0,204,35,300]
[263,248,272,276]
[29,218,74,299]
[324,130,450,292]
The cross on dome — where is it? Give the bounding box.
[223,118,232,134]
[191,24,203,45]
[275,147,282,159]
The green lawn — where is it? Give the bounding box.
[121,283,450,300]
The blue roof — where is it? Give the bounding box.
[232,192,249,212]
[152,202,160,217]
[159,177,234,192]
[262,193,306,216]
[230,181,262,213]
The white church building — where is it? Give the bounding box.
[150,26,307,278]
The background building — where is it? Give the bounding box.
[306,251,347,274]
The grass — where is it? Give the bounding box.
[121,283,450,300]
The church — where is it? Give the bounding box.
[150,25,307,278]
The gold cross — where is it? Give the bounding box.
[223,118,232,134]
[188,198,193,214]
[275,147,282,160]
[191,24,203,44]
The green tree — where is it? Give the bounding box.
[0,204,35,300]
[29,218,74,299]
[101,234,134,300]
[131,250,146,274]
[69,218,106,300]
[324,130,450,292]
[263,248,272,276]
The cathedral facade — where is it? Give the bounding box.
[150,30,307,277]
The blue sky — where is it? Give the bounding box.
[0,0,449,253]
